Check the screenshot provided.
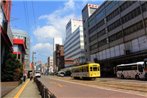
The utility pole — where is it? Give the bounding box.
[32,52,36,76]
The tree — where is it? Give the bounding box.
[1,53,23,81]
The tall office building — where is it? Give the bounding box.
[82,1,147,76]
[12,29,30,72]
[64,19,85,67]
[82,4,99,61]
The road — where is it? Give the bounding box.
[38,76,147,98]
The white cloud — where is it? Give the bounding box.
[32,43,53,53]
[33,25,60,40]
[34,0,79,42]
[32,0,89,63]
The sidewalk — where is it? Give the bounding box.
[3,79,41,98]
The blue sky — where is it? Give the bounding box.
[11,0,104,63]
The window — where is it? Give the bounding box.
[107,19,121,32]
[141,2,147,12]
[83,66,88,72]
[109,31,123,42]
[120,1,136,12]
[98,38,107,47]
[88,17,95,27]
[145,18,147,27]
[90,43,97,51]
[106,8,120,22]
[105,1,118,13]
[93,67,98,71]
[89,19,105,35]
[96,11,105,21]
[90,67,92,71]
[89,33,97,42]
[121,7,141,24]
[98,29,106,37]
[124,21,143,36]
[138,65,143,72]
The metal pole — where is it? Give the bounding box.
[32,52,36,77]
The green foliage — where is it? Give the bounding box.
[1,53,23,81]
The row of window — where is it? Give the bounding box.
[90,38,107,51]
[109,31,123,42]
[89,19,147,51]
[72,66,99,73]
[89,29,106,42]
[65,38,80,52]
[89,1,147,35]
[107,5,143,32]
[107,19,121,32]
[123,20,144,36]
[90,43,97,51]
[89,1,136,34]
[142,2,147,12]
[117,65,143,71]
[122,6,141,24]
[65,45,80,56]
[68,50,84,59]
[106,7,120,22]
[89,34,97,42]
[64,28,80,46]
[88,19,105,35]
[106,1,136,22]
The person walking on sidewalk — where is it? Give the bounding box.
[30,73,33,81]
[23,73,27,82]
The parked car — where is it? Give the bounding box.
[35,71,41,78]
[57,71,65,77]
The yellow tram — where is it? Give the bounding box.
[71,63,100,80]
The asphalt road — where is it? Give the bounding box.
[39,76,147,98]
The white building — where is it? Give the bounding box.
[64,19,85,67]
[53,37,62,51]
[53,37,62,72]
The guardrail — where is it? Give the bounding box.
[34,78,56,98]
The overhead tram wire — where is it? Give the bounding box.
[31,1,37,30]
[23,1,30,33]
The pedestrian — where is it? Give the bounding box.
[23,74,26,82]
[30,73,33,81]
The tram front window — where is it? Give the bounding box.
[93,67,98,71]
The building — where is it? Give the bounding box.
[53,37,63,51]
[55,44,64,71]
[64,19,85,67]
[64,58,74,67]
[82,4,99,61]
[12,37,26,63]
[0,0,13,67]
[12,29,30,73]
[53,37,62,72]
[82,1,147,76]
[47,56,53,66]
[47,56,53,74]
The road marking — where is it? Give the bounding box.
[50,77,147,97]
[13,79,30,98]
[57,83,63,87]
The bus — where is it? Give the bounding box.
[71,63,100,80]
[116,60,147,80]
